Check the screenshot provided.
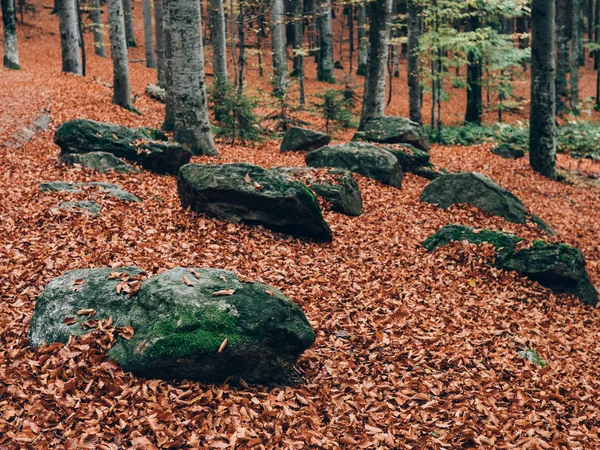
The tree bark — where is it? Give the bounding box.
[210,0,228,80]
[464,9,482,125]
[555,0,569,113]
[358,0,392,129]
[407,0,421,124]
[571,0,580,110]
[107,0,133,109]
[530,0,557,180]
[357,1,367,75]
[291,0,303,76]
[142,0,156,68]
[317,0,335,83]
[57,0,82,74]
[595,0,600,109]
[272,0,287,96]
[89,0,106,57]
[2,0,20,69]
[165,0,217,156]
[154,0,166,86]
[122,0,136,47]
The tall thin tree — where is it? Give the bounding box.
[2,0,20,69]
[122,0,136,47]
[571,0,581,111]
[154,0,166,86]
[210,0,228,80]
[317,0,335,82]
[529,0,557,179]
[57,0,82,75]
[142,0,156,68]
[89,0,106,57]
[356,0,368,75]
[107,0,133,109]
[407,0,421,124]
[464,8,482,124]
[272,0,287,96]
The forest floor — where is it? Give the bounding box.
[2,2,600,449]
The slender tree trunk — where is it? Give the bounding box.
[142,0,156,68]
[89,0,106,57]
[165,0,217,155]
[407,0,421,124]
[571,0,580,111]
[516,15,528,70]
[272,0,287,96]
[154,0,166,86]
[2,0,20,69]
[530,0,557,180]
[595,0,600,109]
[291,0,303,76]
[589,0,594,40]
[358,0,392,129]
[348,3,354,73]
[210,0,228,80]
[464,9,482,125]
[356,0,367,75]
[122,0,136,47]
[57,0,82,74]
[75,0,86,76]
[555,0,569,113]
[317,0,335,83]
[237,6,245,96]
[108,0,133,109]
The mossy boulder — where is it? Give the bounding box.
[423,225,598,305]
[385,143,447,179]
[273,167,363,216]
[52,201,102,216]
[305,142,403,188]
[353,116,430,151]
[59,151,141,174]
[420,172,553,234]
[491,144,525,159]
[40,181,140,202]
[280,127,331,152]
[28,267,316,382]
[178,163,332,242]
[54,119,191,175]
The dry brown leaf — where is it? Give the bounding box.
[212,289,235,296]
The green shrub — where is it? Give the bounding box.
[313,89,356,133]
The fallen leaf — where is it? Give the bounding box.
[212,289,235,296]
[183,275,195,286]
[63,317,77,325]
[218,338,228,353]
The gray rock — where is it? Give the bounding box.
[145,84,166,103]
[59,152,141,174]
[28,267,316,382]
[40,181,82,193]
[420,172,553,234]
[280,127,331,152]
[491,144,525,159]
[178,163,333,242]
[52,201,102,216]
[353,116,430,151]
[40,181,140,202]
[305,142,403,188]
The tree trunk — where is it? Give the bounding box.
[571,0,580,110]
[89,0,106,57]
[142,0,156,68]
[291,0,303,76]
[122,0,136,47]
[272,0,287,96]
[107,0,133,109]
[464,10,482,125]
[236,6,245,96]
[2,0,20,69]
[595,0,600,109]
[358,0,392,129]
[530,0,557,180]
[357,0,367,75]
[75,0,86,75]
[555,0,569,113]
[57,0,82,74]
[154,0,166,86]
[317,0,335,83]
[407,0,421,124]
[165,0,217,156]
[210,0,228,80]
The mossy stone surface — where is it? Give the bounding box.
[353,116,430,151]
[280,127,331,152]
[40,181,140,202]
[59,152,141,174]
[491,144,525,159]
[54,201,102,216]
[178,163,332,242]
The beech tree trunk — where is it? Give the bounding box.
[122,0,136,47]
[530,0,557,180]
[272,0,287,96]
[142,0,156,68]
[291,0,305,104]
[89,0,106,57]
[407,0,421,124]
[359,0,392,129]
[154,0,166,86]
[464,10,482,125]
[2,0,20,69]
[595,0,600,109]
[210,0,228,80]
[317,0,335,83]
[571,0,580,110]
[555,0,569,112]
[357,1,367,75]
[57,0,82,74]
[165,0,217,156]
[108,0,133,109]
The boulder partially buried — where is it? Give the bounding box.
[59,152,140,174]
[40,181,140,202]
[28,267,316,382]
[54,119,192,175]
[178,163,333,241]
[353,116,430,151]
[420,172,553,234]
[423,225,598,306]
[305,142,403,188]
[280,127,331,152]
[491,144,525,159]
[273,167,363,216]
[385,143,447,180]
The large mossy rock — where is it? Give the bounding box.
[305,143,403,188]
[385,143,447,180]
[274,167,363,216]
[423,225,598,305]
[491,144,525,159]
[28,267,316,382]
[353,116,430,151]
[54,119,192,175]
[40,181,140,202]
[59,151,140,174]
[420,172,553,234]
[178,163,333,242]
[280,127,331,152]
